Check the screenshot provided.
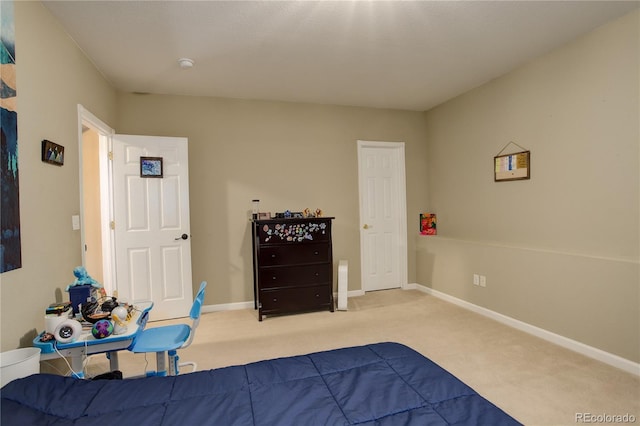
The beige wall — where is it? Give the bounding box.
[418,11,639,362]
[114,95,429,305]
[1,1,428,352]
[0,2,117,351]
[1,1,636,369]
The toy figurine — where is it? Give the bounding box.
[111,306,130,335]
[65,266,102,291]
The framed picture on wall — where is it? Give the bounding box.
[41,140,64,166]
[420,213,437,235]
[494,151,530,182]
[140,156,163,178]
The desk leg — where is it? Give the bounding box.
[108,351,119,371]
[71,356,84,379]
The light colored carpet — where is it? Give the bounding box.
[66,289,638,425]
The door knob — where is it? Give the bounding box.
[363,224,370,229]
[175,233,189,241]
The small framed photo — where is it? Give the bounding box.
[41,140,64,166]
[140,157,163,178]
[494,151,530,182]
[420,213,437,235]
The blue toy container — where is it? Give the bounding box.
[69,285,94,314]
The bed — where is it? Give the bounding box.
[1,342,520,425]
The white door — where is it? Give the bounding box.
[357,141,408,292]
[112,134,193,320]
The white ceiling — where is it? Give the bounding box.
[43,1,638,111]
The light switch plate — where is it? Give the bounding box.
[72,215,80,230]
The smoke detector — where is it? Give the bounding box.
[178,58,194,69]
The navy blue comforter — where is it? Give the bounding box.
[1,342,520,425]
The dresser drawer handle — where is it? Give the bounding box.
[272,276,276,280]
[273,298,277,302]
[314,251,319,255]
[314,272,319,276]
[271,254,276,258]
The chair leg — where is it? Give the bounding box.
[156,351,167,377]
[168,350,179,376]
[179,361,197,374]
[167,351,198,375]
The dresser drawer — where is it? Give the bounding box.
[257,220,332,244]
[259,243,330,266]
[260,285,332,312]
[259,264,331,289]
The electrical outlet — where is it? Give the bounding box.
[473,274,480,286]
[480,275,487,287]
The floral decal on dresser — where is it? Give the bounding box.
[263,222,327,242]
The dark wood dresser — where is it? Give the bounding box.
[252,217,335,321]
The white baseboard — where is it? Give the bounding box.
[347,289,365,298]
[409,283,640,376]
[203,290,367,314]
[202,301,254,313]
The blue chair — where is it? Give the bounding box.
[129,281,207,376]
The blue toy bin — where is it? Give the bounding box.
[69,285,95,315]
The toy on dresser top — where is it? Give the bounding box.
[274,208,324,219]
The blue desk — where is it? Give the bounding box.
[33,301,153,378]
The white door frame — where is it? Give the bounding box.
[77,105,116,294]
[357,140,408,292]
